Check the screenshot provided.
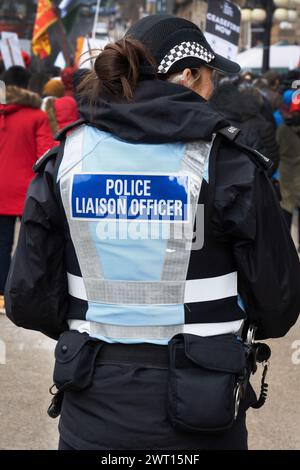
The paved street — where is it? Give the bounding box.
[0,313,299,450]
[0,318,57,450]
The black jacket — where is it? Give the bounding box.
[5,79,300,340]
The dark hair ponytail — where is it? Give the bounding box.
[78,37,156,103]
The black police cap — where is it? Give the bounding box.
[127,14,241,76]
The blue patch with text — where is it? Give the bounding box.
[71,173,189,222]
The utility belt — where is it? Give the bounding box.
[48,327,271,433]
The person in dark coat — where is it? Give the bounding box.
[210,83,280,172]
[277,99,300,251]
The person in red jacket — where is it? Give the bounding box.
[0,66,55,311]
[60,66,76,97]
[54,94,79,130]
[42,77,79,136]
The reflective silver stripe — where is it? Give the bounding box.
[90,322,182,340]
[161,140,213,281]
[67,271,238,304]
[57,124,86,181]
[59,127,105,284]
[184,272,238,303]
[68,272,185,304]
[181,141,213,180]
[84,278,185,304]
[68,319,244,340]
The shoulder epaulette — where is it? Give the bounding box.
[55,118,87,142]
[33,146,60,173]
[218,125,273,171]
[218,125,241,141]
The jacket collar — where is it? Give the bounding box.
[78,79,228,144]
[5,86,41,109]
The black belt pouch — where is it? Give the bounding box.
[53,330,103,392]
[167,333,247,433]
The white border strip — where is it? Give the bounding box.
[182,320,243,337]
[184,272,237,303]
[68,272,88,301]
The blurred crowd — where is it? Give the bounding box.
[210,68,300,246]
[0,57,300,312]
[0,60,84,312]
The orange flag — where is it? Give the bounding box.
[32,0,58,58]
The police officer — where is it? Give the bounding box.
[5,15,300,450]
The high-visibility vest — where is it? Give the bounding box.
[57,124,245,344]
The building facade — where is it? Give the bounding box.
[174,0,208,30]
[0,0,36,39]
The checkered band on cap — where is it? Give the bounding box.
[157,41,215,74]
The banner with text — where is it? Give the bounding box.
[205,0,241,61]
[0,32,25,69]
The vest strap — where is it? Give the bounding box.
[68,319,244,342]
[67,271,238,305]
